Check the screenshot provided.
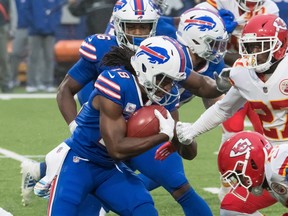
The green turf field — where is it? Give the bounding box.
[0,95,283,215]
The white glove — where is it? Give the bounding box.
[213,68,231,93]
[154,109,175,141]
[176,122,194,145]
[69,120,78,134]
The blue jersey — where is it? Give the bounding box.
[65,67,179,167]
[68,34,118,86]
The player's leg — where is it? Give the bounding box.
[96,162,157,216]
[220,187,277,216]
[48,149,97,216]
[130,144,212,216]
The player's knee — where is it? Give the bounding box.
[132,202,158,216]
[171,182,191,200]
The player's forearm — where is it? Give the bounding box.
[56,87,78,125]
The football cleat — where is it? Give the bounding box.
[21,160,41,206]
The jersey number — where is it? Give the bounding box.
[250,99,288,140]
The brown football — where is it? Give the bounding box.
[127,105,168,137]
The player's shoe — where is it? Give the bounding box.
[21,160,41,206]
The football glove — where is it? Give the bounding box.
[213,68,232,93]
[155,142,176,160]
[218,9,238,34]
[154,109,175,141]
[176,121,194,145]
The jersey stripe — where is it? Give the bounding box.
[95,83,121,100]
[97,75,121,91]
[79,48,97,60]
[81,41,96,52]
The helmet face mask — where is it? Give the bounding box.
[113,0,159,51]
[218,131,273,201]
[176,8,228,64]
[237,0,265,12]
[131,36,187,106]
[239,15,288,73]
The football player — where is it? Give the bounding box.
[23,1,224,215]
[218,131,287,215]
[176,14,288,215]
[47,35,212,216]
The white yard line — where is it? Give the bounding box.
[203,187,220,194]
[0,207,13,216]
[0,94,56,100]
[0,148,39,162]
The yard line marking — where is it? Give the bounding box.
[203,187,220,194]
[0,207,13,216]
[0,94,56,100]
[0,155,45,159]
[0,147,34,162]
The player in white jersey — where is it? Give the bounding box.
[175,14,288,215]
[194,0,280,200]
[218,131,288,215]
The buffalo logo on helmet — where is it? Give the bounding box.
[184,16,216,32]
[114,0,127,12]
[137,45,170,64]
[230,138,252,157]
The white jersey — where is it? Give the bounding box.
[196,0,279,52]
[188,55,288,145]
[265,144,288,207]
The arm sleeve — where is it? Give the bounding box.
[189,87,246,138]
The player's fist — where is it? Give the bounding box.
[154,109,174,141]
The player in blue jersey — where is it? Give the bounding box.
[21,3,228,214]
[47,36,205,216]
[155,8,229,159]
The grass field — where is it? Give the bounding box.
[0,93,283,216]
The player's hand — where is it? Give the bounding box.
[176,122,194,145]
[218,9,238,34]
[69,120,78,134]
[154,109,175,141]
[34,179,50,199]
[155,141,176,160]
[214,68,231,93]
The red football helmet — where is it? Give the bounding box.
[239,14,288,73]
[218,131,273,201]
[236,0,265,12]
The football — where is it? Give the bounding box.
[127,105,168,137]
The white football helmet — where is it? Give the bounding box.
[236,0,265,12]
[176,8,228,64]
[239,14,288,73]
[113,0,159,51]
[131,36,187,106]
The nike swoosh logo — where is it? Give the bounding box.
[88,37,92,42]
[108,72,115,78]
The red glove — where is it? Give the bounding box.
[155,142,176,160]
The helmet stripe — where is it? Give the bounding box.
[163,37,186,72]
[134,0,144,15]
